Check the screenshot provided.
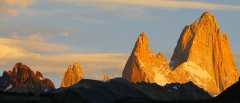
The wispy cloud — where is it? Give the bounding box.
[51,0,240,11]
[0,0,36,17]
[27,34,47,42]
[71,16,107,24]
[1,37,81,54]
[0,37,129,87]
[61,32,70,37]
[9,33,50,44]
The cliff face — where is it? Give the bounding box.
[170,12,239,95]
[171,61,219,95]
[0,63,55,93]
[61,62,84,87]
[122,32,172,86]
[122,12,239,96]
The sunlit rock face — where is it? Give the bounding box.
[103,75,110,82]
[61,62,84,87]
[122,12,239,96]
[170,12,239,95]
[122,32,172,86]
[0,63,55,93]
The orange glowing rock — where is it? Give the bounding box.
[122,12,239,96]
[170,12,239,95]
[103,75,110,82]
[61,62,84,87]
[122,32,172,86]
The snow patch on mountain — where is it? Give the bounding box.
[172,86,178,90]
[4,85,12,91]
[182,61,211,79]
[39,77,44,80]
[155,72,168,86]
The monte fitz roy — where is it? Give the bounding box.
[0,12,239,102]
[122,12,238,96]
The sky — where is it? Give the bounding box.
[0,0,239,88]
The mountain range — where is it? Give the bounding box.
[0,11,239,102]
[122,11,239,96]
[0,63,55,93]
[0,77,239,103]
[53,78,211,103]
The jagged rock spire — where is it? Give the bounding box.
[103,75,110,82]
[122,32,171,85]
[122,12,238,96]
[61,62,84,87]
[170,11,239,95]
[0,63,55,93]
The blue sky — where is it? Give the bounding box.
[0,0,239,88]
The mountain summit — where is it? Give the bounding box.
[170,11,239,95]
[122,32,172,86]
[61,62,84,87]
[0,63,55,93]
[122,12,239,96]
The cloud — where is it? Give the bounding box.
[0,37,129,87]
[10,32,47,42]
[10,33,47,42]
[1,37,82,54]
[72,16,107,24]
[0,0,35,17]
[52,0,240,11]
[61,32,70,37]
[27,34,47,42]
